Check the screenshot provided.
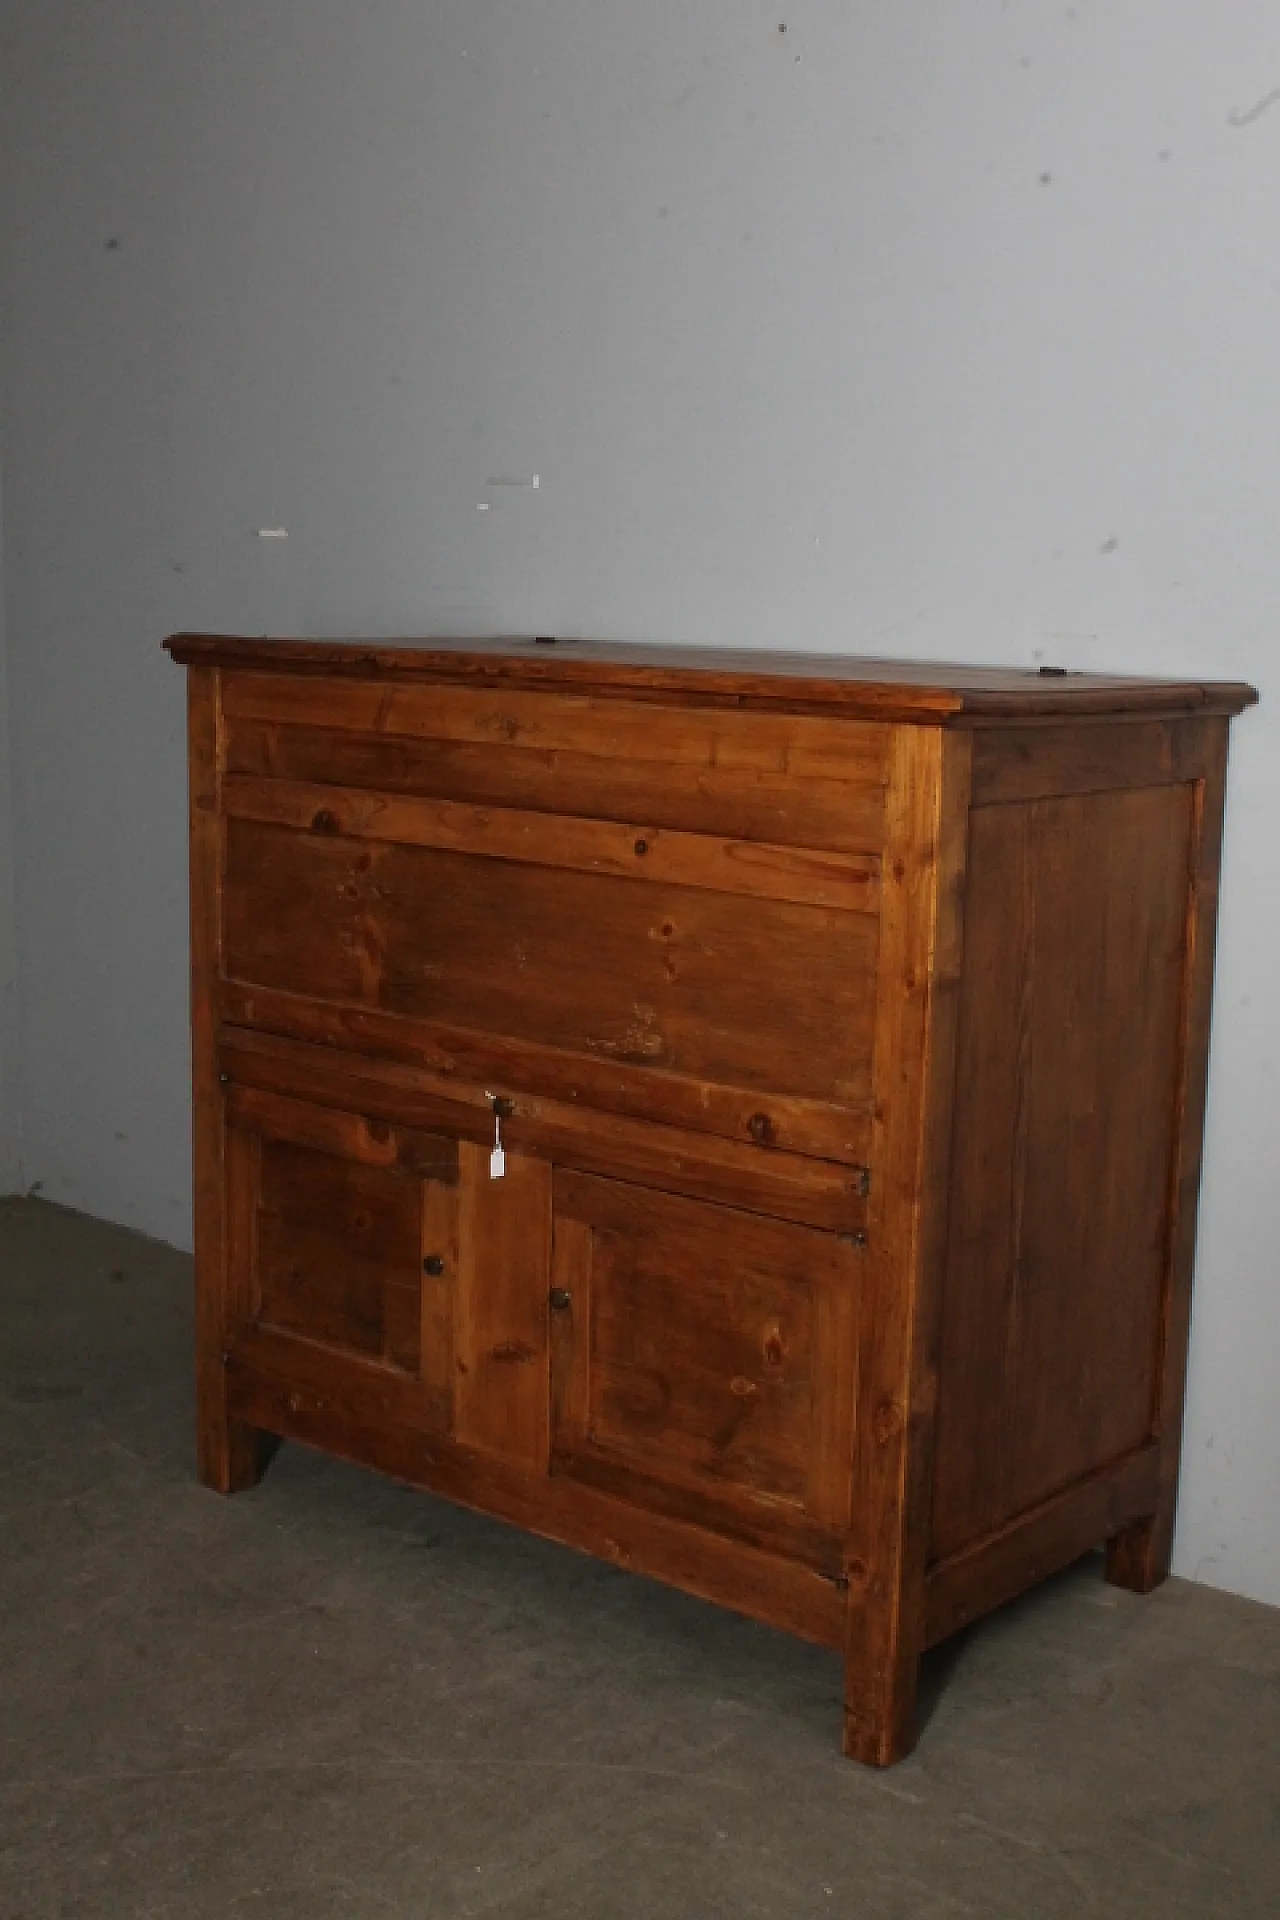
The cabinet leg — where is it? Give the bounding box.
[197,1378,275,1495]
[842,1600,923,1767]
[1104,1511,1171,1596]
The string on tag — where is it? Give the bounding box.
[486,1093,506,1180]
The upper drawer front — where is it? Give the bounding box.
[222,674,889,855]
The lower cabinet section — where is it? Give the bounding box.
[222,1084,859,1581]
[548,1174,858,1575]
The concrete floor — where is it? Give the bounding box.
[1,1197,1278,1920]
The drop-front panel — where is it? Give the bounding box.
[167,632,1255,1766]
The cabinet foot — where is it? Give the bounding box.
[1104,1513,1171,1595]
[198,1412,277,1495]
[842,1650,921,1768]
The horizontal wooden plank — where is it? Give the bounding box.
[224,718,889,855]
[971,717,1220,807]
[230,1323,433,1423]
[223,773,881,914]
[923,1445,1160,1648]
[223,818,879,1111]
[219,982,872,1165]
[550,1447,844,1581]
[222,673,892,781]
[218,1027,872,1233]
[226,1082,459,1183]
[225,1352,845,1647]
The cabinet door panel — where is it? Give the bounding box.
[225,1088,460,1430]
[549,1173,859,1572]
[225,1085,554,1459]
[255,1140,420,1367]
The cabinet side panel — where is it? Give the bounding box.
[930,781,1195,1562]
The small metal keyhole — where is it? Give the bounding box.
[423,1255,446,1276]
[549,1288,572,1312]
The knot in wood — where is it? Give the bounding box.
[873,1400,903,1445]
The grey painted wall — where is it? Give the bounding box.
[0,3,1276,1605]
[0,458,22,1192]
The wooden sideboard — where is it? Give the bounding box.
[165,632,1256,1765]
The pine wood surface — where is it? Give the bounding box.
[167,632,1256,721]
[171,633,1255,1766]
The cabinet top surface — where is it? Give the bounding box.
[165,633,1257,722]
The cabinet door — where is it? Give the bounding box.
[224,1084,551,1461]
[548,1173,860,1575]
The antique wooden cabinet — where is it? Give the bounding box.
[166,632,1255,1765]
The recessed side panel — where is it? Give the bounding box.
[930,781,1194,1564]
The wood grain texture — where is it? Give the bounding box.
[930,782,1194,1564]
[219,1028,870,1232]
[222,818,879,1110]
[225,1081,459,1183]
[453,1143,553,1472]
[925,1446,1160,1647]
[1106,724,1231,1593]
[253,1138,423,1370]
[420,1178,460,1434]
[224,717,888,854]
[550,1174,859,1574]
[168,632,1257,722]
[843,726,972,1767]
[970,715,1225,805]
[218,981,873,1166]
[222,773,882,913]
[223,1087,460,1417]
[168,635,1254,1770]
[187,665,267,1492]
[225,1355,846,1648]
[221,672,893,776]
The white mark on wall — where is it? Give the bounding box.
[1228,86,1280,128]
[255,527,288,539]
